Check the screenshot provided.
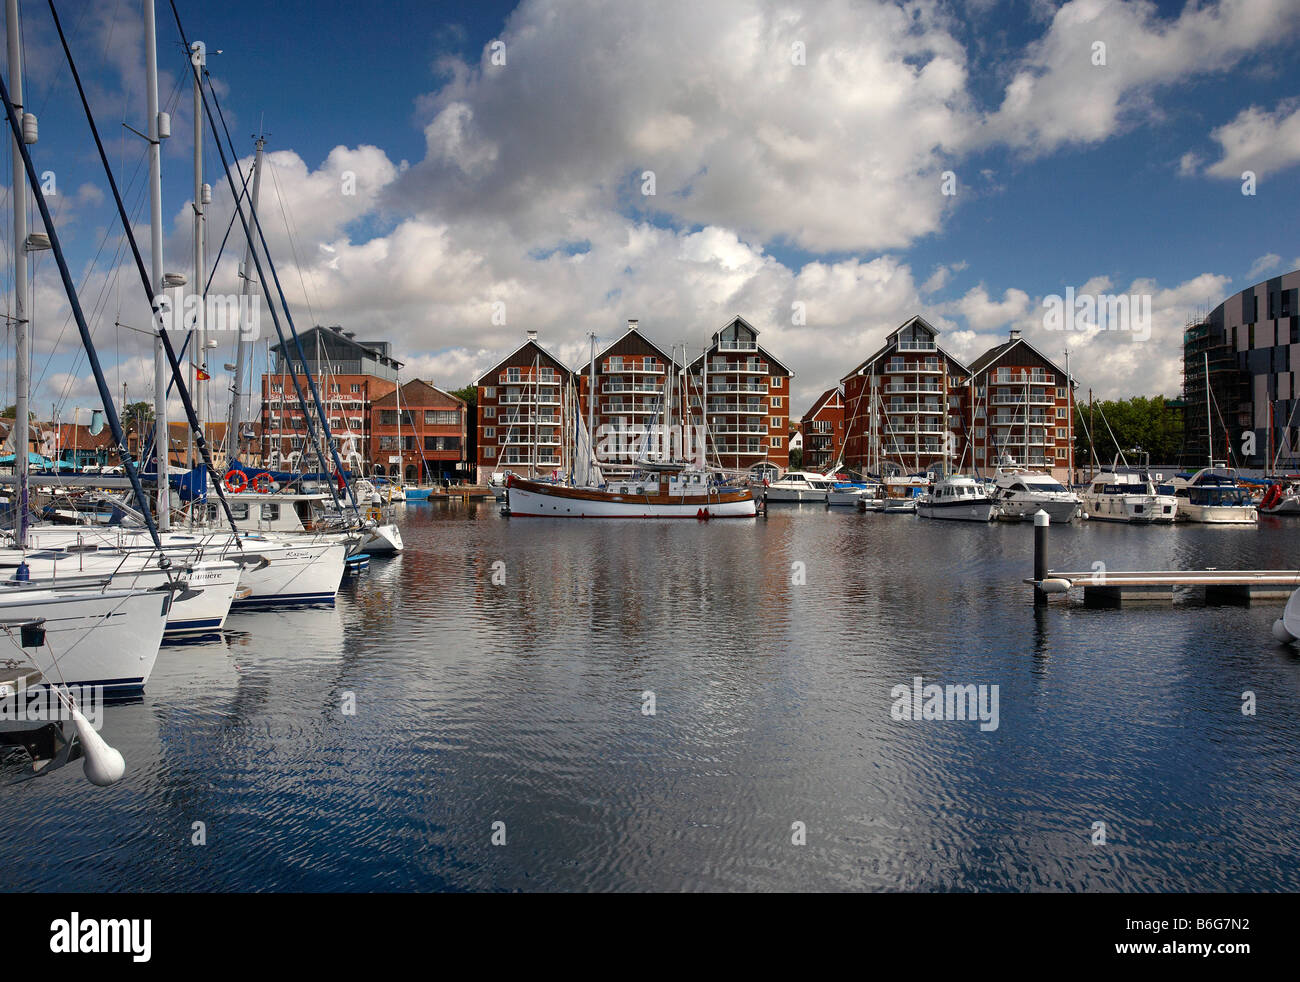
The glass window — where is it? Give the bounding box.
[260,503,280,521]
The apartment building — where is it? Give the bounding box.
[840,316,971,475]
[799,388,845,473]
[475,332,576,482]
[683,315,794,472]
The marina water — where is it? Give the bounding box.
[3,504,1299,891]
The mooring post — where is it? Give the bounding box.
[1033,508,1049,606]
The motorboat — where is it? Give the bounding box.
[762,471,835,503]
[1080,469,1177,523]
[993,465,1081,523]
[916,474,996,522]
[1171,467,1258,524]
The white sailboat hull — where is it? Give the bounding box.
[0,587,168,691]
[359,523,404,554]
[508,483,756,518]
[0,550,240,636]
[233,540,346,607]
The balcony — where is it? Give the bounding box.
[709,359,768,374]
[712,443,766,455]
[499,453,562,466]
[602,382,661,394]
[711,424,768,435]
[499,414,561,426]
[886,360,943,374]
[500,370,561,385]
[503,435,561,446]
[886,401,943,414]
[500,393,561,406]
[708,403,766,414]
[897,340,937,351]
[603,401,659,415]
[884,382,941,395]
[708,382,768,395]
[716,339,758,352]
[604,361,664,374]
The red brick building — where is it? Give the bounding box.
[261,325,399,473]
[370,380,469,482]
[575,320,672,475]
[683,315,794,472]
[966,329,1075,479]
[475,333,577,482]
[799,388,845,473]
[841,316,972,476]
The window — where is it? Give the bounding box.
[1056,407,1067,419]
[1056,428,1069,440]
[771,436,783,448]
[351,384,360,394]
[771,397,783,408]
[484,447,496,459]
[484,406,496,419]
[230,503,248,521]
[484,427,495,438]
[1056,387,1067,399]
[771,377,782,388]
[484,387,496,399]
[975,405,985,418]
[379,410,398,426]
[379,436,397,450]
[260,503,280,521]
[271,384,282,393]
[426,410,458,425]
[974,426,985,439]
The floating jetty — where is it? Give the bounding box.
[1024,509,1300,606]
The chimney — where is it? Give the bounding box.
[627,318,638,331]
[1009,328,1021,341]
[526,330,538,343]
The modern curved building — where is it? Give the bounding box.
[1183,269,1300,470]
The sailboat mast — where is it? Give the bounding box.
[187,43,206,475]
[144,0,170,529]
[228,137,264,463]
[6,0,29,547]
[587,333,595,478]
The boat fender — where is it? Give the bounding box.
[1039,577,1072,594]
[224,469,248,493]
[1272,618,1296,644]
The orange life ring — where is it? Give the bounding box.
[224,469,248,493]
[251,471,273,493]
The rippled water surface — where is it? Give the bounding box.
[3,502,1300,891]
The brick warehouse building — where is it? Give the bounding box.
[799,388,845,473]
[262,325,399,472]
[370,380,469,482]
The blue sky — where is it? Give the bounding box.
[4,0,1300,421]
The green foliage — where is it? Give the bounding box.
[1075,395,1183,465]
[788,447,803,469]
[450,385,477,408]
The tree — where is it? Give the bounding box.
[1075,395,1183,468]
[123,401,155,433]
[788,447,803,469]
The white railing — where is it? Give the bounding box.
[707,382,768,394]
[708,403,766,414]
